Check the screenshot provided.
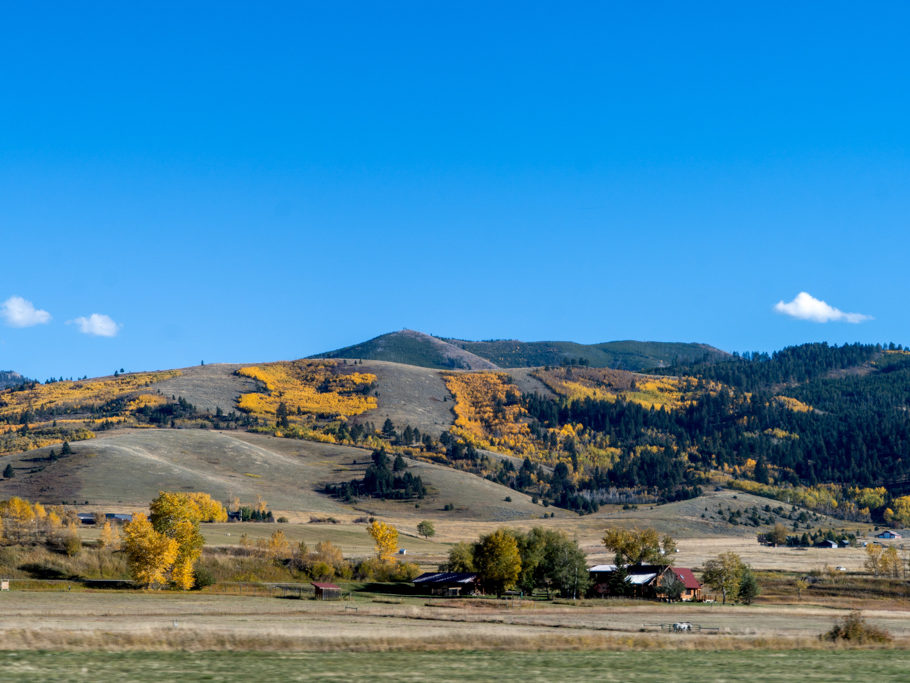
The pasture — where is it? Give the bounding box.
[2,649,910,682]
[0,590,908,651]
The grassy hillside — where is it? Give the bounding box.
[0,429,546,521]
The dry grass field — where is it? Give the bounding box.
[0,589,907,653]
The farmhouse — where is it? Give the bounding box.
[875,530,902,539]
[665,567,703,602]
[589,564,702,601]
[413,572,477,596]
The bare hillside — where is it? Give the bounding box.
[356,360,456,436]
[0,429,545,520]
[149,364,261,414]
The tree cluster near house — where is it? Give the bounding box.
[601,527,677,565]
[441,527,589,598]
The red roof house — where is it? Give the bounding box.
[664,567,703,602]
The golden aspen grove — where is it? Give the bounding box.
[124,492,227,590]
[0,370,182,454]
[236,360,377,419]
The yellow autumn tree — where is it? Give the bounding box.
[888,495,910,526]
[367,520,398,561]
[122,513,179,588]
[46,509,62,530]
[0,497,35,543]
[864,544,884,576]
[99,520,119,550]
[880,546,902,578]
[266,529,291,561]
[149,491,227,590]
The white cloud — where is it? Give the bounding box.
[774,292,871,323]
[71,313,121,337]
[1,296,51,327]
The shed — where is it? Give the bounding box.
[76,513,96,525]
[312,582,342,600]
[413,572,477,596]
[817,539,839,549]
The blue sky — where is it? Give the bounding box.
[2,2,909,380]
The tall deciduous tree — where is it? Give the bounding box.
[602,527,676,566]
[147,491,227,589]
[367,520,398,561]
[474,529,522,597]
[702,551,748,604]
[444,542,475,572]
[122,513,179,588]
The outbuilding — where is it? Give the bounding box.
[312,582,342,600]
[413,572,477,596]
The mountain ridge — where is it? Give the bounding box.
[314,329,729,371]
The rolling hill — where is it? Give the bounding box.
[0,429,548,522]
[314,330,729,371]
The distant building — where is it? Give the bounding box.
[875,530,902,539]
[312,582,342,600]
[817,539,839,549]
[413,572,477,596]
[589,564,702,601]
[105,513,133,523]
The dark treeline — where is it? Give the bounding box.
[656,342,883,392]
[520,343,910,508]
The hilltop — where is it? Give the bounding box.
[0,371,27,390]
[313,330,499,370]
[314,329,729,371]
